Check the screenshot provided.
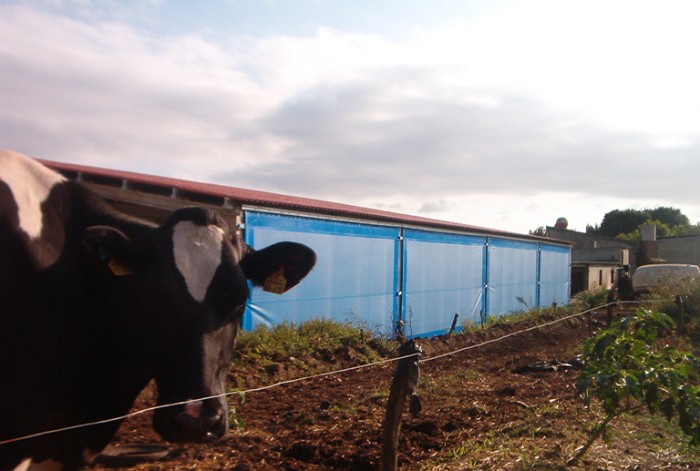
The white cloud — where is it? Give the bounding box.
[3,1,700,234]
[418,200,455,214]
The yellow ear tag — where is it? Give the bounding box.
[263,268,287,294]
[108,258,134,277]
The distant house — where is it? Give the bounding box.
[546,221,635,295]
[547,220,700,296]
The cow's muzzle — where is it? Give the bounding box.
[153,398,228,443]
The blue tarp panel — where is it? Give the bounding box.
[486,238,539,317]
[243,212,399,335]
[539,244,571,307]
[243,211,571,337]
[402,230,486,336]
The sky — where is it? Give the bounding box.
[2,0,700,234]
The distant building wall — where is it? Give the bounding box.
[546,226,633,250]
[546,226,636,265]
[573,248,629,265]
[657,236,700,266]
[571,264,618,294]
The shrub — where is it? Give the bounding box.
[572,308,700,464]
[569,287,610,312]
[655,277,700,335]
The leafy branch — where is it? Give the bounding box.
[571,309,700,464]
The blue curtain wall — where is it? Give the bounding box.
[243,211,571,337]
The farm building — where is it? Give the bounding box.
[44,159,572,338]
[546,224,633,295]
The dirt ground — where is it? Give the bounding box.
[86,305,700,470]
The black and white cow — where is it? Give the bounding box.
[0,150,316,470]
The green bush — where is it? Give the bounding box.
[655,278,700,334]
[572,308,700,464]
[569,287,610,312]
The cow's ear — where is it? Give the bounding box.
[81,226,135,277]
[240,242,316,294]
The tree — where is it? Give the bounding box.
[597,207,693,239]
[599,209,648,237]
[673,224,700,237]
[650,207,690,227]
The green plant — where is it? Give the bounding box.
[227,404,245,430]
[655,277,700,337]
[231,318,394,381]
[569,287,610,312]
[572,309,700,464]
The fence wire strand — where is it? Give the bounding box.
[422,304,610,364]
[1,299,657,447]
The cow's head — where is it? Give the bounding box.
[81,207,315,443]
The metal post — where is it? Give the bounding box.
[395,229,405,339]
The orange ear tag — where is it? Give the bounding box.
[263,268,287,294]
[108,258,134,277]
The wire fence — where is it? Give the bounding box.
[0,299,662,448]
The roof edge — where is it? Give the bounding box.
[42,159,566,244]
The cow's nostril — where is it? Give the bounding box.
[203,411,227,437]
[183,400,203,419]
[171,407,227,442]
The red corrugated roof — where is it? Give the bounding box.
[42,159,562,243]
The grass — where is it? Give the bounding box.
[233,287,613,372]
[461,287,611,333]
[570,404,700,469]
[227,318,396,389]
[442,428,554,470]
[232,318,393,368]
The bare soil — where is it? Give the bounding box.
[87,306,700,470]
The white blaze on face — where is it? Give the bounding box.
[172,221,225,303]
[1,151,66,239]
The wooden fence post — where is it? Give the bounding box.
[606,289,615,326]
[676,295,687,334]
[448,313,459,335]
[381,339,423,471]
[587,308,593,337]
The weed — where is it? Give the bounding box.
[570,287,610,312]
[232,318,392,370]
[226,404,245,431]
